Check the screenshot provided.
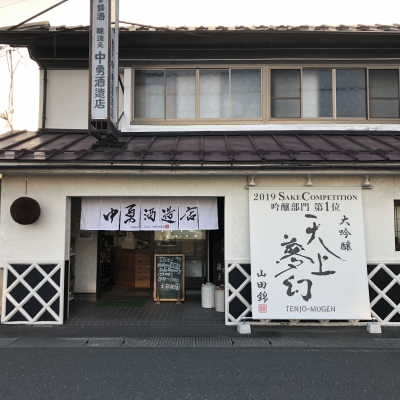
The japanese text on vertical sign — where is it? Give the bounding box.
[91,0,108,119]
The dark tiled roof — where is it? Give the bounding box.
[1,130,400,168]
[2,22,400,33]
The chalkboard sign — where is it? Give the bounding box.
[154,254,185,303]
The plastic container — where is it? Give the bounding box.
[201,283,216,308]
[215,286,225,312]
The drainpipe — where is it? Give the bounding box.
[41,68,47,131]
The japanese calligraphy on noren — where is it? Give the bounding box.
[249,188,370,320]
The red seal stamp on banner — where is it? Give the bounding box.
[258,304,267,313]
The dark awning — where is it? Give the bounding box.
[1,130,400,168]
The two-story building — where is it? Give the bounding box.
[0,22,400,326]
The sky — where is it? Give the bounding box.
[1,0,400,132]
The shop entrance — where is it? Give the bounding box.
[67,197,225,323]
[96,229,207,302]
[97,230,152,301]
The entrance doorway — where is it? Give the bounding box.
[97,230,152,301]
[97,229,208,301]
[67,197,225,323]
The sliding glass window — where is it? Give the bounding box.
[199,70,229,119]
[133,66,400,123]
[134,70,165,119]
[166,70,196,119]
[369,69,400,118]
[231,69,262,118]
[271,69,301,118]
[133,68,262,121]
[270,68,366,119]
[303,69,333,118]
[336,69,366,118]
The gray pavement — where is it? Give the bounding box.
[1,320,400,341]
[1,336,400,349]
[1,347,400,400]
[1,296,400,345]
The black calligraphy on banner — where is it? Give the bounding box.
[124,204,137,224]
[250,188,370,320]
[143,208,156,222]
[161,206,177,224]
[274,214,345,302]
[339,215,353,251]
[180,206,198,222]
[103,208,118,223]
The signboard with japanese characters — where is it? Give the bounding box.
[154,254,185,302]
[91,0,109,119]
[110,0,119,126]
[90,0,118,124]
[80,197,218,231]
[249,187,370,320]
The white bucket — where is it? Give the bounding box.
[201,283,216,308]
[215,286,225,312]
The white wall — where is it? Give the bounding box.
[0,172,398,295]
[71,198,98,293]
[46,70,89,129]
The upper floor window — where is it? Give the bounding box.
[133,68,262,121]
[132,66,400,123]
[369,69,400,118]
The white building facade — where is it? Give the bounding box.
[0,23,400,325]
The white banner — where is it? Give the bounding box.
[120,198,141,231]
[99,197,121,230]
[80,197,218,231]
[81,198,101,230]
[160,198,179,230]
[140,198,161,230]
[249,187,370,320]
[179,198,199,230]
[199,197,219,230]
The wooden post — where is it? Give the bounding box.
[176,291,181,304]
[155,291,160,304]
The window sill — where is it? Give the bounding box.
[129,120,400,126]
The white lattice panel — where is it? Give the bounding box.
[225,262,252,325]
[369,263,400,325]
[1,261,65,325]
[224,262,400,326]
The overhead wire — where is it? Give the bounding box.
[0,0,25,9]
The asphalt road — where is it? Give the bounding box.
[0,348,399,400]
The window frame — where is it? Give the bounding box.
[269,67,370,121]
[130,64,400,125]
[131,66,263,124]
[368,68,400,119]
